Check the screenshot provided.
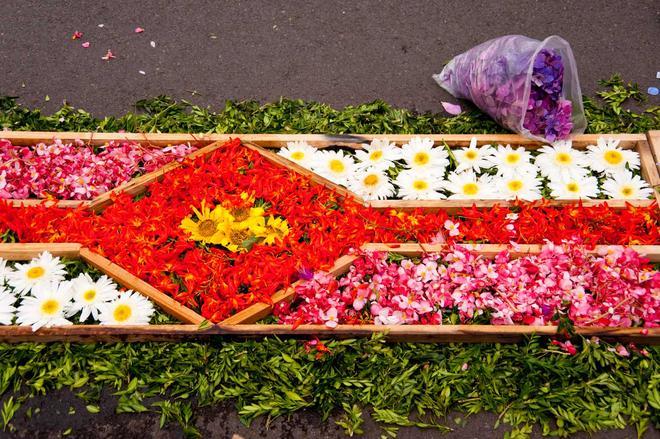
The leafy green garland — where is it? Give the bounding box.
[0,75,659,438]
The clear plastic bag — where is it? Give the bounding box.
[433,35,586,142]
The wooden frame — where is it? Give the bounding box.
[218,243,660,344]
[1,132,217,209]
[0,243,208,342]
[3,131,659,212]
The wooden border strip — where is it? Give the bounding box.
[215,324,659,344]
[79,248,205,324]
[0,131,219,147]
[0,243,82,259]
[0,325,211,343]
[646,130,660,167]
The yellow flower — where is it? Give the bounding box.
[262,215,290,245]
[232,207,267,235]
[180,200,233,244]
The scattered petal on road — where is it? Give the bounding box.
[441,101,463,115]
[139,70,146,75]
[98,24,104,28]
[72,31,83,40]
[101,49,116,61]
[648,87,659,96]
[150,41,156,48]
[81,41,90,48]
[135,27,144,33]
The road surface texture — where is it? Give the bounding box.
[1,1,659,438]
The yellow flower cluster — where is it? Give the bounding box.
[180,199,290,252]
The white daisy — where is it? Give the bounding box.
[494,173,543,201]
[549,175,599,199]
[534,140,589,182]
[0,258,12,286]
[16,281,73,331]
[68,274,119,322]
[454,137,495,173]
[443,171,495,199]
[6,252,67,295]
[487,144,538,177]
[601,171,654,200]
[586,137,640,175]
[0,288,17,325]
[393,170,445,200]
[400,137,449,176]
[354,139,402,170]
[311,150,356,185]
[98,291,155,325]
[277,141,319,168]
[347,167,395,200]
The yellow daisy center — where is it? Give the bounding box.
[413,180,428,191]
[113,304,132,322]
[232,208,249,222]
[465,150,478,160]
[197,219,218,237]
[555,152,572,165]
[41,299,60,315]
[230,228,251,246]
[83,289,97,302]
[462,183,479,196]
[329,159,345,173]
[369,150,383,161]
[505,153,520,164]
[566,183,580,193]
[621,185,634,197]
[290,151,304,161]
[507,180,523,192]
[27,266,45,279]
[363,174,379,187]
[604,150,623,165]
[413,152,430,166]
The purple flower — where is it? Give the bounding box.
[297,267,314,281]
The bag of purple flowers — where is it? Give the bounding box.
[433,35,586,142]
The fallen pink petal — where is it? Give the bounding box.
[135,27,144,33]
[81,41,90,48]
[101,49,116,61]
[72,31,83,40]
[441,101,463,115]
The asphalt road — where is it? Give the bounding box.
[1,1,659,438]
[1,0,658,116]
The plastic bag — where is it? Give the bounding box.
[433,35,586,142]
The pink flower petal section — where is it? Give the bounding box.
[81,42,90,48]
[134,27,145,33]
[441,101,463,115]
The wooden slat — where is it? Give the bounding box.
[5,199,89,208]
[359,243,660,262]
[0,131,219,147]
[216,324,659,344]
[0,243,82,259]
[646,131,660,169]
[366,199,655,213]
[88,140,229,212]
[241,142,362,202]
[0,325,211,343]
[79,248,206,324]
[221,254,358,324]
[637,139,660,205]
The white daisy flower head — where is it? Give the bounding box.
[393,170,445,200]
[68,273,120,322]
[16,281,73,331]
[494,173,543,201]
[98,291,155,325]
[454,137,496,173]
[400,136,449,175]
[277,141,319,168]
[586,137,640,175]
[347,167,395,200]
[311,150,356,185]
[0,258,12,286]
[549,175,599,199]
[7,251,67,295]
[601,170,654,200]
[487,144,538,177]
[444,171,496,199]
[534,140,589,182]
[354,139,402,170]
[0,288,17,325]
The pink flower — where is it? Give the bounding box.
[444,220,460,237]
[134,27,145,33]
[81,41,90,48]
[320,307,338,328]
[102,50,116,61]
[72,31,83,40]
